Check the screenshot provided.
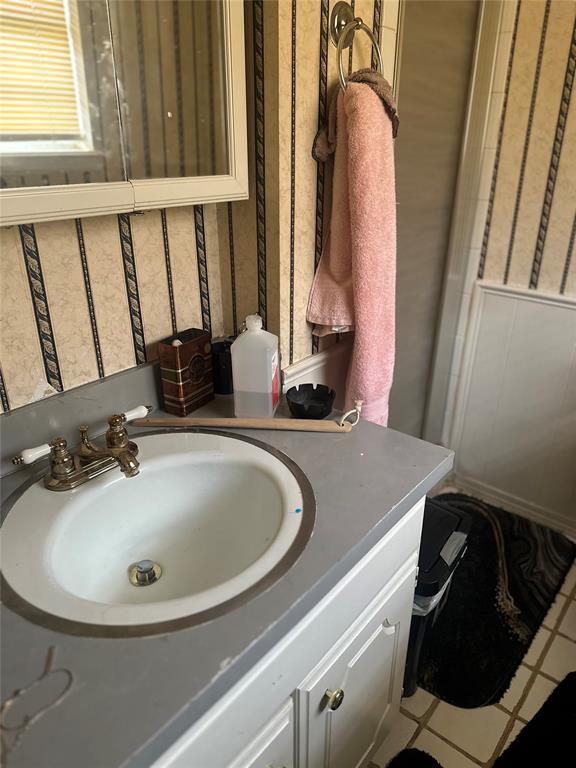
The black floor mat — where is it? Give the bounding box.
[385,749,442,768]
[386,673,576,767]
[494,672,576,766]
[418,493,574,708]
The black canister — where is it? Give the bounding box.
[211,338,234,394]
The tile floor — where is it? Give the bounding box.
[370,560,576,768]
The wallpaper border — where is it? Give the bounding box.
[193,205,212,334]
[253,0,268,328]
[160,208,178,334]
[118,213,147,364]
[18,223,64,392]
[75,218,105,378]
[502,0,551,284]
[529,20,576,289]
[477,0,521,280]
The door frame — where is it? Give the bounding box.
[422,0,513,445]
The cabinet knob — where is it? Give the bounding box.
[324,688,345,711]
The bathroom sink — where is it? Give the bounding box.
[1,431,314,635]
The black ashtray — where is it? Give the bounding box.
[286,384,336,419]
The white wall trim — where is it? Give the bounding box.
[447,281,485,451]
[422,0,510,444]
[469,281,576,308]
[282,345,343,388]
[451,471,575,538]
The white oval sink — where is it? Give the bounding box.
[1,431,314,635]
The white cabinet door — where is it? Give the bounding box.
[297,567,416,768]
[227,700,293,768]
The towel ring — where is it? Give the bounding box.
[336,19,384,91]
[331,3,384,91]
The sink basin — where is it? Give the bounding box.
[1,430,314,635]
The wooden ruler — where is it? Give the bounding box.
[133,416,352,433]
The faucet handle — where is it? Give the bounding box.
[123,405,152,422]
[106,414,129,449]
[12,436,69,466]
[102,406,151,449]
[12,442,51,466]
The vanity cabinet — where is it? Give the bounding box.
[153,499,424,768]
[227,701,294,768]
[297,570,414,768]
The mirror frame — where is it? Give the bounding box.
[0,0,248,226]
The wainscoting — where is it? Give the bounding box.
[450,283,576,537]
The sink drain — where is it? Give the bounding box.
[129,559,162,587]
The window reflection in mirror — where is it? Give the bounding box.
[0,0,230,189]
[0,0,125,187]
[109,0,229,179]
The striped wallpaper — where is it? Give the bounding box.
[0,0,402,413]
[277,0,401,366]
[0,207,226,412]
[478,0,576,295]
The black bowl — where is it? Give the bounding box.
[286,384,336,419]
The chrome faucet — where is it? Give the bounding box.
[12,405,151,491]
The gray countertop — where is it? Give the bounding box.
[1,399,453,768]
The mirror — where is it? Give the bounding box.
[110,0,229,179]
[0,0,230,189]
[0,0,125,187]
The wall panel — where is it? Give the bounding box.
[452,284,576,535]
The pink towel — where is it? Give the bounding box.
[307,82,396,426]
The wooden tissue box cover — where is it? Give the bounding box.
[158,329,213,416]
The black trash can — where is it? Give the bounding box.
[403,497,471,698]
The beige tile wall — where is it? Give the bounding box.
[0,1,402,413]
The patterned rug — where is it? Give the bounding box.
[418,493,574,708]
